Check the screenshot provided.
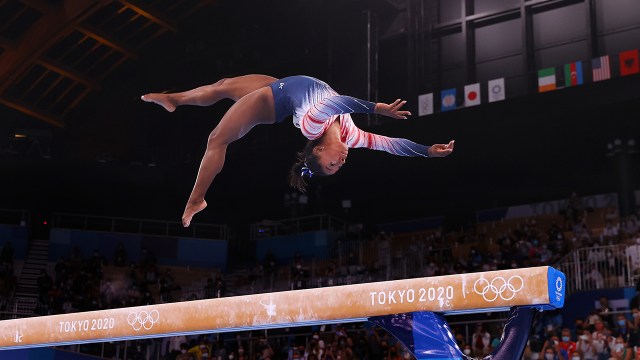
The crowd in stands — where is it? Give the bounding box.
[35,243,225,317]
[2,194,640,359]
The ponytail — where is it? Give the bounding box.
[289,139,325,192]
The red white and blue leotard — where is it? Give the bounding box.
[269,76,430,157]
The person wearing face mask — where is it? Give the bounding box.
[559,328,577,359]
[627,309,640,350]
[542,336,561,355]
[615,314,636,338]
[577,331,596,360]
[188,337,213,360]
[610,336,631,360]
[542,347,562,360]
[462,344,473,357]
[177,343,196,360]
[471,324,491,357]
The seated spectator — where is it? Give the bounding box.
[539,243,553,263]
[614,314,635,339]
[291,262,307,290]
[577,330,597,360]
[625,239,640,276]
[37,269,54,302]
[467,246,483,272]
[177,343,195,360]
[591,320,613,360]
[542,342,564,360]
[602,220,620,244]
[585,264,604,289]
[113,242,127,267]
[622,216,639,238]
[603,250,625,287]
[585,311,603,332]
[609,336,631,360]
[597,298,615,329]
[214,275,225,298]
[472,324,491,357]
[188,335,213,360]
[462,344,472,357]
[204,278,216,299]
[558,328,577,359]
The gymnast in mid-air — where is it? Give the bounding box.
[142,75,455,227]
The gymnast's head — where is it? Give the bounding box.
[289,137,348,192]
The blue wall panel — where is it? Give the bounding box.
[256,230,334,262]
[0,225,29,260]
[49,229,226,269]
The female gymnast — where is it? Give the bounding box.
[142,75,454,227]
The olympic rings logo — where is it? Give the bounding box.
[473,276,524,302]
[127,310,160,331]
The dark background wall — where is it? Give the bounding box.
[0,0,638,228]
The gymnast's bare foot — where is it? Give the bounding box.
[141,93,177,112]
[182,199,207,227]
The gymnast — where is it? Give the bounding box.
[141,75,454,227]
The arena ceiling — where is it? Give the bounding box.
[0,0,215,128]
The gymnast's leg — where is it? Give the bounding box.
[141,74,278,112]
[182,86,276,227]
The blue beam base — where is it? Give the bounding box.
[368,306,537,360]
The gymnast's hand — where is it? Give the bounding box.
[428,140,455,157]
[374,99,412,119]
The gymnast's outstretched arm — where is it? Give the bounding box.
[348,129,454,157]
[300,95,453,157]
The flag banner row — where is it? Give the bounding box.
[537,49,639,93]
[418,48,639,117]
[418,78,505,116]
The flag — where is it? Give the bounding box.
[464,83,481,107]
[418,93,434,116]
[440,88,457,112]
[619,49,639,76]
[488,78,505,102]
[564,61,583,87]
[592,55,611,82]
[538,68,557,92]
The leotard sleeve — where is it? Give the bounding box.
[300,95,376,140]
[346,127,431,157]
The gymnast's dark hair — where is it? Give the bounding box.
[289,138,326,192]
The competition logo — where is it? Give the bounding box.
[555,277,563,292]
[473,275,524,302]
[127,310,160,331]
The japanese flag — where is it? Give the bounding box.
[464,83,481,107]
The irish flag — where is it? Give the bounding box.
[538,68,557,93]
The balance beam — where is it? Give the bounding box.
[0,266,565,351]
